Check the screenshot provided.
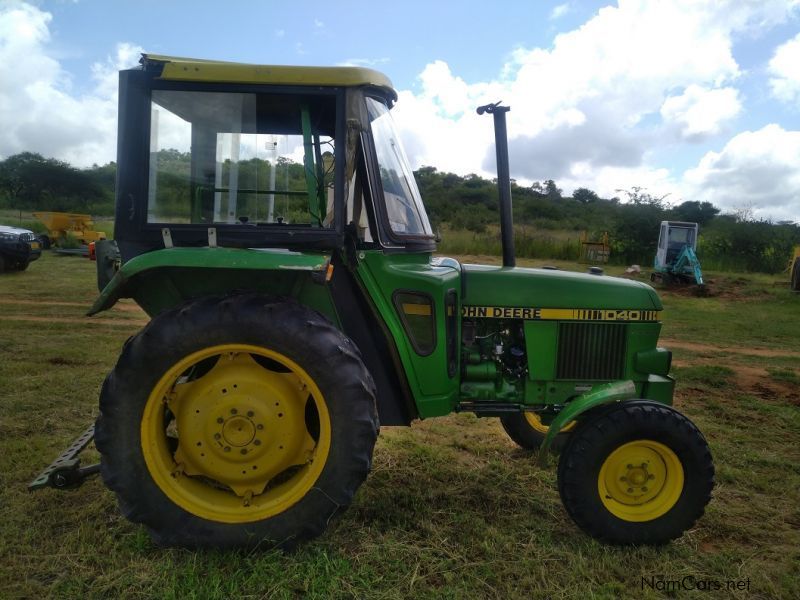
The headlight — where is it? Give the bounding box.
[0,232,19,241]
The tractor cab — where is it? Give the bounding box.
[112,54,434,262]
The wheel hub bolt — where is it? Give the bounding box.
[247,410,254,417]
[217,417,224,424]
[224,446,231,452]
[254,439,261,446]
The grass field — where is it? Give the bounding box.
[1,252,799,599]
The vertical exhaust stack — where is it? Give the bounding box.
[477,101,515,268]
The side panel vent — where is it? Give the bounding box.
[556,322,627,380]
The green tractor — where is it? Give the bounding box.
[31,55,713,549]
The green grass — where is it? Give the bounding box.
[1,252,799,599]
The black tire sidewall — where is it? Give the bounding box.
[558,400,713,545]
[96,295,378,549]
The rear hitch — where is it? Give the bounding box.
[28,423,100,491]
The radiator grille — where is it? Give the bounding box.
[556,322,627,380]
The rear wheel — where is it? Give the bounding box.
[557,400,713,544]
[791,259,800,292]
[95,294,379,549]
[500,412,575,451]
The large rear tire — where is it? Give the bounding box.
[791,259,800,292]
[557,400,713,545]
[95,294,379,549]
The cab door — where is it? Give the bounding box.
[348,94,461,418]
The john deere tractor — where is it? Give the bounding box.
[31,55,714,549]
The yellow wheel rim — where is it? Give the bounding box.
[598,440,684,522]
[524,412,576,434]
[141,344,331,523]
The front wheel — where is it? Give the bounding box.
[500,412,575,451]
[557,400,713,545]
[95,294,378,549]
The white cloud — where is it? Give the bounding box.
[768,32,800,104]
[336,57,390,68]
[550,3,570,20]
[660,85,741,141]
[684,124,800,221]
[0,2,141,167]
[392,0,798,217]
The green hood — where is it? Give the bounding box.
[462,265,662,310]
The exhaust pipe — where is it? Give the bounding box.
[477,101,515,268]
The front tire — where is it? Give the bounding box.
[95,294,379,549]
[557,400,713,545]
[500,412,575,451]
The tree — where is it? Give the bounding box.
[615,186,670,208]
[669,200,719,226]
[572,187,599,204]
[544,179,562,200]
[0,152,108,212]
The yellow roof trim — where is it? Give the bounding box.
[143,54,397,99]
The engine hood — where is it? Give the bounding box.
[462,264,662,311]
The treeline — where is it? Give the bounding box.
[0,153,115,215]
[416,167,799,273]
[1,153,798,273]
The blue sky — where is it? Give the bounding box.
[2,0,799,221]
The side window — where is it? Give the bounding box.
[147,90,335,227]
[393,291,436,356]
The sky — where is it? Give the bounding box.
[1,0,799,222]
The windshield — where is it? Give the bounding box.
[366,97,432,236]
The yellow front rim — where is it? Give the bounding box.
[525,412,576,434]
[598,440,684,522]
[141,344,331,524]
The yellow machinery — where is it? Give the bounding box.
[579,231,610,263]
[790,245,800,292]
[33,212,106,247]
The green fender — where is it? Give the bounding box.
[87,247,332,318]
[539,380,636,462]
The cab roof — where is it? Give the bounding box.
[141,54,397,101]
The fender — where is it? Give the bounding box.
[539,380,636,461]
[87,247,331,317]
